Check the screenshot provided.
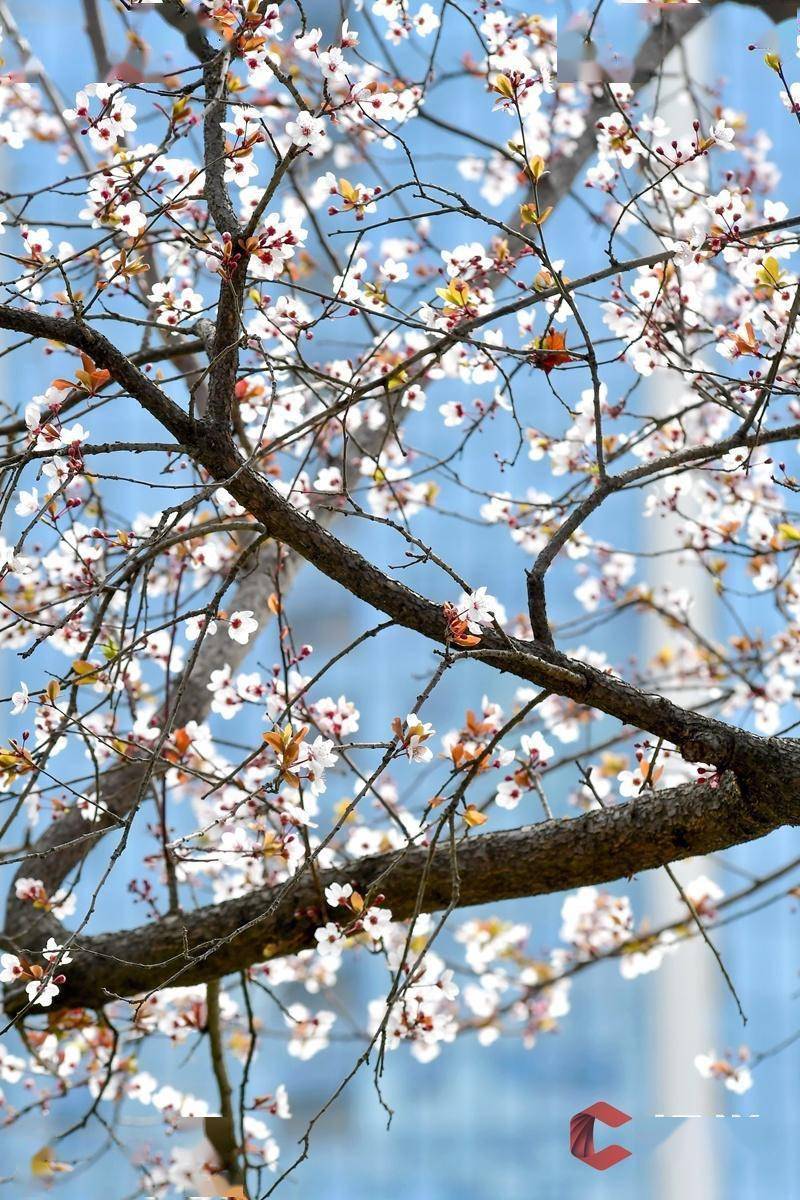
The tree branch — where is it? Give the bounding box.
[0,303,796,785]
[6,771,795,1014]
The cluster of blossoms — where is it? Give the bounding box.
[694,1048,754,1095]
[494,731,554,811]
[2,6,800,1190]
[455,916,571,1049]
[559,878,727,983]
[315,884,394,963]
[13,876,76,919]
[63,82,137,151]
[0,939,71,1008]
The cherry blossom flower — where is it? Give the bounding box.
[228,610,259,644]
[456,586,507,633]
[63,83,136,151]
[303,735,339,793]
[381,257,409,282]
[560,887,634,958]
[0,1044,24,1083]
[77,793,103,823]
[312,694,360,738]
[683,875,724,919]
[0,952,25,984]
[110,199,146,236]
[442,242,493,279]
[495,779,524,810]
[25,976,62,1008]
[166,1142,220,1194]
[42,938,72,965]
[1,946,66,1008]
[294,26,322,55]
[20,225,52,258]
[361,905,393,941]
[15,487,40,517]
[242,1115,281,1172]
[325,882,353,907]
[320,46,349,81]
[413,4,441,36]
[308,466,340,497]
[10,681,29,714]
[185,614,218,641]
[393,712,435,763]
[314,922,343,957]
[285,111,326,151]
[780,81,800,113]
[285,1003,336,1059]
[14,877,76,919]
[708,119,735,147]
[695,1050,753,1093]
[520,731,554,771]
[439,400,467,426]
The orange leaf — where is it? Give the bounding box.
[173,727,192,755]
[31,1145,72,1178]
[71,659,102,683]
[529,330,574,374]
[493,73,515,99]
[463,804,488,827]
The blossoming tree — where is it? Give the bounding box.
[0,0,798,1192]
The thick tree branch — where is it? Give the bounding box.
[1,0,799,1027]
[6,771,795,1014]
[0,303,796,786]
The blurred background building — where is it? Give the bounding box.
[1,2,799,1197]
